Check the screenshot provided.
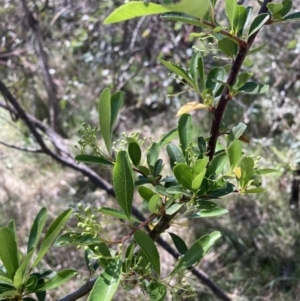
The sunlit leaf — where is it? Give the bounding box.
[165,203,184,215]
[173,163,194,190]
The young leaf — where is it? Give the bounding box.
[173,163,194,190]
[134,230,160,276]
[225,0,237,30]
[75,154,113,166]
[110,91,124,132]
[98,88,112,154]
[176,102,209,116]
[234,72,253,89]
[113,151,134,218]
[240,157,255,188]
[238,82,269,94]
[34,270,77,292]
[278,0,292,17]
[190,51,202,88]
[267,3,284,15]
[172,231,221,274]
[178,114,193,159]
[192,157,209,174]
[233,5,247,36]
[228,123,247,145]
[32,209,72,269]
[248,13,269,37]
[146,281,167,301]
[149,194,162,214]
[192,169,206,190]
[218,38,238,59]
[228,140,242,170]
[0,227,19,279]
[128,142,142,167]
[158,128,178,146]
[169,233,188,254]
[207,152,228,175]
[147,142,160,168]
[87,258,122,301]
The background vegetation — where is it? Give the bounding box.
[0,0,300,300]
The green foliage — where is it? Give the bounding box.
[0,208,75,300]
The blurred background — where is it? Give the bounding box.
[0,0,300,300]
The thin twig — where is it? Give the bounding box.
[0,141,43,153]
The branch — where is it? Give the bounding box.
[207,0,273,160]
[0,141,43,153]
[0,81,231,301]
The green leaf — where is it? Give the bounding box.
[113,151,134,219]
[245,187,265,194]
[0,227,19,279]
[178,114,193,159]
[192,169,206,190]
[54,233,98,247]
[207,151,228,175]
[134,230,160,276]
[267,3,284,15]
[160,12,204,27]
[165,203,184,215]
[225,0,237,30]
[233,5,247,36]
[166,143,185,168]
[196,201,217,210]
[0,274,13,285]
[206,67,226,96]
[34,270,77,292]
[172,231,221,274]
[146,281,167,301]
[247,43,266,56]
[190,51,204,89]
[169,233,188,254]
[192,207,228,217]
[238,82,269,94]
[13,269,22,290]
[228,140,242,170]
[104,0,210,24]
[0,290,20,296]
[147,142,161,168]
[7,221,16,242]
[128,142,142,167]
[75,154,113,166]
[28,208,48,253]
[149,194,162,213]
[255,168,279,175]
[192,157,209,175]
[173,163,194,190]
[240,157,254,188]
[197,136,207,156]
[207,183,235,198]
[110,91,124,132]
[25,275,38,290]
[99,88,112,153]
[19,249,34,277]
[228,123,247,145]
[218,38,238,59]
[234,72,253,89]
[283,12,300,22]
[138,186,156,202]
[158,128,178,146]
[32,209,72,269]
[279,0,292,17]
[166,186,192,197]
[155,185,172,197]
[161,60,198,92]
[248,13,269,36]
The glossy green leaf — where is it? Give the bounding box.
[228,123,247,145]
[267,3,283,15]
[161,60,198,92]
[192,157,209,175]
[0,289,19,296]
[279,0,292,17]
[218,38,238,59]
[32,209,72,269]
[206,67,226,96]
[166,143,185,168]
[7,221,16,242]
[110,91,124,132]
[244,6,254,29]
[54,233,99,247]
[27,208,48,253]
[173,163,194,190]
[0,274,13,285]
[192,169,206,190]
[207,151,228,175]
[248,13,269,36]
[165,203,184,215]
[158,128,178,146]
[128,142,141,167]
[149,194,162,213]
[238,82,269,94]
[160,12,204,27]
[283,12,300,22]
[190,51,204,89]
[138,186,156,202]
[146,281,167,301]
[25,275,38,290]
[234,72,253,89]
[155,185,172,197]
[240,157,255,188]
[104,0,210,24]
[75,154,113,165]
[192,207,228,217]
[197,136,207,155]
[98,88,112,153]
[13,269,22,290]
[166,186,192,196]
[35,270,77,292]
[19,249,34,277]
[113,151,134,218]
[147,142,160,168]
[233,5,247,36]
[178,114,193,159]
[196,201,217,210]
[225,0,237,30]
[207,183,236,198]
[134,230,160,276]
[172,231,221,274]
[228,140,242,170]
[153,159,164,177]
[169,233,188,254]
[0,227,19,279]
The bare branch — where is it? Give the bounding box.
[0,141,43,153]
